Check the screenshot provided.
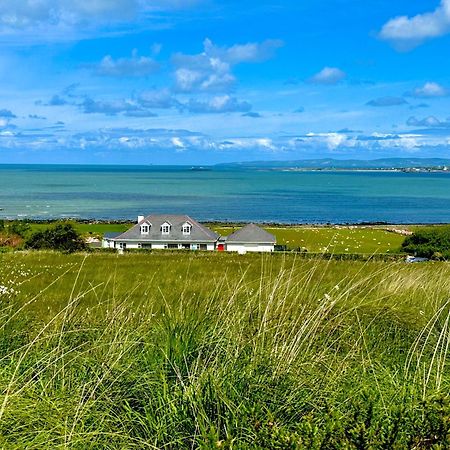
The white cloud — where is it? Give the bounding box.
[0,0,138,28]
[172,38,283,93]
[407,116,450,128]
[203,38,284,64]
[0,0,203,38]
[171,137,185,149]
[379,0,450,50]
[406,82,449,98]
[81,97,140,115]
[184,95,252,113]
[305,132,348,150]
[138,89,179,109]
[309,67,346,85]
[95,49,160,77]
[1,123,450,156]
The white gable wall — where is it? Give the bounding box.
[226,243,274,253]
[102,239,115,249]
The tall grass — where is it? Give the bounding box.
[1,252,450,448]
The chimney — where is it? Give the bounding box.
[137,215,145,223]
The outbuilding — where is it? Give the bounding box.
[225,223,276,254]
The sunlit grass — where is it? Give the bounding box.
[1,251,450,447]
[214,225,406,253]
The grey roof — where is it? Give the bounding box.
[104,232,122,239]
[225,224,276,244]
[113,214,220,242]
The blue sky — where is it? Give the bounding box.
[1,0,450,164]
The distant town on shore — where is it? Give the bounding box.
[218,157,450,172]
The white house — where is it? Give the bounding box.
[224,223,276,254]
[103,214,220,251]
[102,215,276,253]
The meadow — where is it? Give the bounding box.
[214,225,406,253]
[24,221,407,254]
[1,250,450,448]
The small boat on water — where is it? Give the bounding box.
[190,166,211,172]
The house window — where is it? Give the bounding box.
[140,224,150,234]
[182,223,192,235]
[119,242,127,250]
[161,223,171,235]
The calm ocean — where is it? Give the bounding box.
[1,164,450,224]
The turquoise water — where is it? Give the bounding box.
[1,164,450,223]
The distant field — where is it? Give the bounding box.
[8,221,410,254]
[1,251,450,447]
[213,225,406,253]
[28,222,133,235]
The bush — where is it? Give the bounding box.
[9,221,31,238]
[24,223,86,253]
[402,226,450,259]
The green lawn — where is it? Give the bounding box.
[28,221,133,236]
[213,225,406,253]
[21,221,408,254]
[1,251,450,447]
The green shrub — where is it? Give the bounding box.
[402,226,450,259]
[9,221,31,238]
[24,223,86,253]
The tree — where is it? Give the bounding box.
[9,221,31,238]
[402,226,450,260]
[25,223,86,253]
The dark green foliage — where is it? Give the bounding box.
[9,220,31,238]
[24,223,86,252]
[0,220,31,238]
[402,226,450,259]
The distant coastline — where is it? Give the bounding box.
[217,157,450,171]
[268,166,450,173]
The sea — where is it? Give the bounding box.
[1,164,450,224]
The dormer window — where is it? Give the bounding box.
[161,222,171,235]
[140,222,151,234]
[182,222,192,235]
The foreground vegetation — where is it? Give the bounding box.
[1,220,408,254]
[402,225,450,260]
[215,225,406,253]
[1,251,450,448]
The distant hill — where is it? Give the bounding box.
[217,158,450,169]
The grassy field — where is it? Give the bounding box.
[23,221,408,254]
[1,251,450,448]
[214,225,406,253]
[28,221,133,236]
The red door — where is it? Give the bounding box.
[217,244,225,252]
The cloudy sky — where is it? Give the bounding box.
[1,0,450,164]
